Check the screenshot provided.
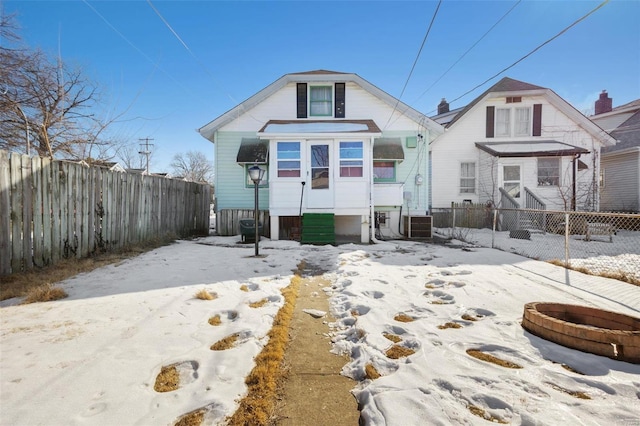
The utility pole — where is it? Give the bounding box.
[138,138,154,174]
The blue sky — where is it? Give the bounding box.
[4,0,639,172]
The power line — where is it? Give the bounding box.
[81,0,190,95]
[445,0,610,109]
[413,0,522,105]
[383,0,442,131]
[146,0,261,124]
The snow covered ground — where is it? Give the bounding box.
[1,236,639,425]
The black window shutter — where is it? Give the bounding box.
[533,104,542,136]
[335,83,345,118]
[296,83,307,118]
[486,106,495,138]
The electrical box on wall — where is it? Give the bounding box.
[403,191,412,202]
[406,136,417,148]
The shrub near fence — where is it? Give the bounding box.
[435,206,640,285]
[0,151,211,275]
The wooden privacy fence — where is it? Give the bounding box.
[0,151,211,275]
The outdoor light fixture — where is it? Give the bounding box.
[248,164,266,256]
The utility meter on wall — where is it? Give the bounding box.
[415,174,424,185]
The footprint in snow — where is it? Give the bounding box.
[423,290,455,304]
[362,290,384,299]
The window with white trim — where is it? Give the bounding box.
[495,106,532,137]
[277,142,301,177]
[538,157,560,186]
[514,107,531,136]
[496,108,511,137]
[339,141,363,177]
[245,164,268,188]
[460,162,476,193]
[310,86,332,116]
[373,161,395,182]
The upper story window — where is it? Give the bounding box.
[339,141,363,177]
[310,86,332,116]
[495,107,531,137]
[296,82,345,118]
[277,142,301,177]
[486,104,542,138]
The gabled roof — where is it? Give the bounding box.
[603,110,640,154]
[442,76,616,146]
[446,77,546,129]
[198,70,443,141]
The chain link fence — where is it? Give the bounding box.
[432,205,640,285]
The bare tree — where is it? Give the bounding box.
[1,14,127,160]
[170,151,214,183]
[116,143,153,170]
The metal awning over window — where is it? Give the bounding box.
[373,137,404,161]
[475,140,589,158]
[236,138,268,164]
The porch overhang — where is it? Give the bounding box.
[236,138,269,164]
[373,137,404,161]
[257,119,382,139]
[475,140,589,158]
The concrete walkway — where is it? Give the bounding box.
[277,265,359,425]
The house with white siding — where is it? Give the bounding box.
[199,70,443,243]
[431,77,616,216]
[590,92,640,213]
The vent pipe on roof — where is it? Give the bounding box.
[438,98,450,115]
[595,90,612,115]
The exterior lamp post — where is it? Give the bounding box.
[248,164,266,256]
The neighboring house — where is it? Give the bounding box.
[199,70,443,243]
[430,77,616,215]
[591,92,640,212]
[91,161,126,173]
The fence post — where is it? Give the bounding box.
[564,212,570,268]
[492,209,498,248]
[451,201,456,238]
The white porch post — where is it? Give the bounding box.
[270,215,280,241]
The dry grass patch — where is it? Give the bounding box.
[364,363,381,380]
[0,237,175,302]
[561,363,584,375]
[239,284,249,292]
[383,332,402,343]
[393,313,414,323]
[547,259,639,286]
[385,345,416,359]
[461,313,478,321]
[194,289,217,300]
[174,408,206,426]
[154,364,180,392]
[226,267,302,425]
[210,333,239,351]
[438,322,462,330]
[208,315,221,326]
[548,382,591,399]
[468,404,508,424]
[21,284,68,304]
[249,298,268,308]
[466,349,522,369]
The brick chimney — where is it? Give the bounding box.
[438,98,449,115]
[594,90,612,115]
